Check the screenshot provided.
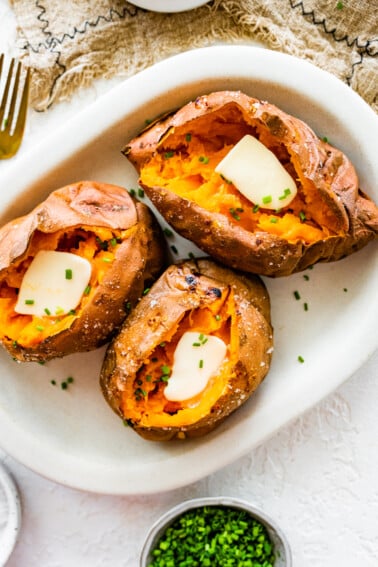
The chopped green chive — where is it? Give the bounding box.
[138,188,145,198]
[25,299,35,305]
[192,342,201,347]
[159,342,166,347]
[44,308,51,315]
[67,376,74,384]
[96,236,107,250]
[299,211,306,222]
[12,340,18,348]
[147,505,276,566]
[298,355,305,363]
[146,375,152,382]
[163,227,174,237]
[102,257,112,263]
[294,290,301,300]
[278,188,292,200]
[110,237,117,247]
[84,285,91,295]
[270,217,278,223]
[129,188,136,197]
[304,302,309,311]
[220,173,232,184]
[145,118,152,125]
[336,1,343,9]
[160,375,170,383]
[134,387,147,399]
[143,287,150,295]
[229,208,241,221]
[215,314,221,321]
[61,381,68,390]
[188,252,196,260]
[36,325,44,332]
[262,195,272,205]
[65,269,73,280]
[199,359,204,369]
[343,287,348,292]
[322,136,329,142]
[185,133,192,142]
[253,204,260,213]
[303,274,310,281]
[171,245,178,254]
[198,155,209,164]
[164,151,174,159]
[50,380,56,386]
[55,307,64,315]
[161,365,170,375]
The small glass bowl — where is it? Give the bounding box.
[140,496,292,566]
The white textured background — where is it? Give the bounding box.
[0,1,377,565]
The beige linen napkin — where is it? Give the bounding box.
[11,0,378,112]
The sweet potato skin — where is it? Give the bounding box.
[0,181,166,361]
[124,91,378,276]
[100,258,273,441]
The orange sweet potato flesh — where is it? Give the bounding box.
[0,181,166,362]
[100,259,273,441]
[124,91,378,276]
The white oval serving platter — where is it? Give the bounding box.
[0,46,376,495]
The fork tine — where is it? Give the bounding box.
[0,58,15,124]
[13,66,30,139]
[7,61,22,129]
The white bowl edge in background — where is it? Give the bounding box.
[127,0,210,13]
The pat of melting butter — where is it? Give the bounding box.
[164,331,227,402]
[15,250,92,317]
[215,134,297,210]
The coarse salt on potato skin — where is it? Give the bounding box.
[123,91,378,277]
[0,181,166,362]
[100,258,273,441]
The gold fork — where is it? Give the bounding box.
[0,54,30,159]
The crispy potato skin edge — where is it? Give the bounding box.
[100,259,273,441]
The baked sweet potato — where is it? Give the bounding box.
[100,258,273,441]
[0,181,166,362]
[124,90,378,277]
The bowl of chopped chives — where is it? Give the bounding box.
[140,496,292,566]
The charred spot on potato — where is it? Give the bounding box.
[207,287,222,298]
[185,274,197,286]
